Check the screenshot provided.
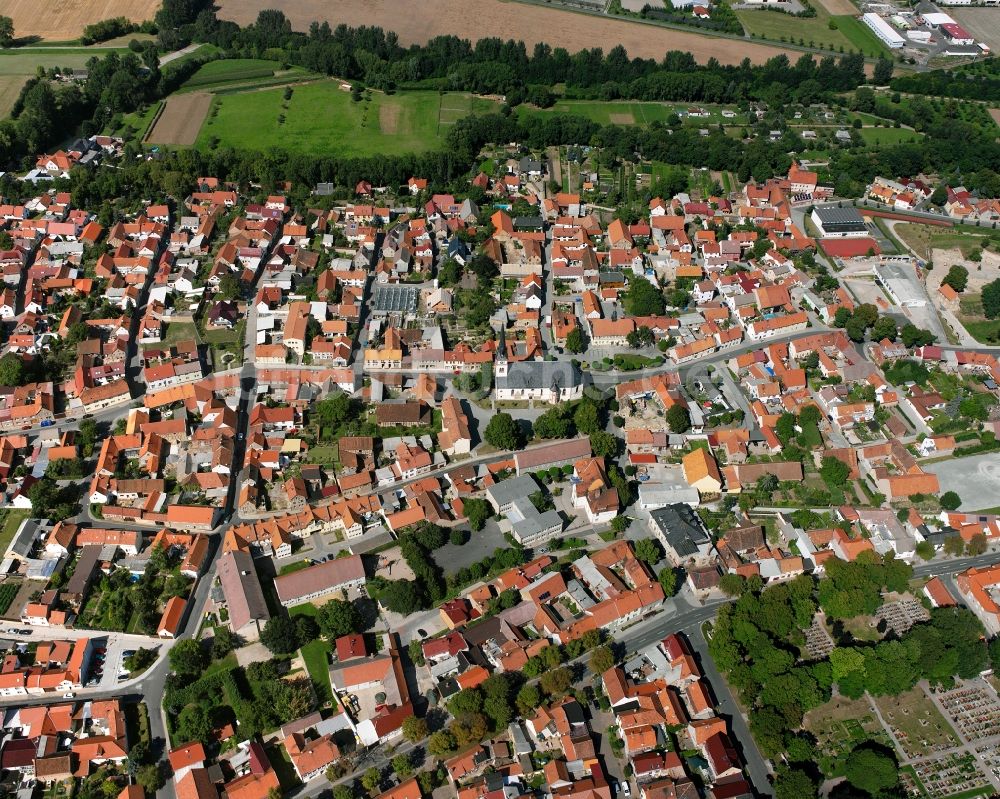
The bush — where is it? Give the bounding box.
[81,17,139,45]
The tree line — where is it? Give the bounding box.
[709,553,990,798]
[184,9,866,103]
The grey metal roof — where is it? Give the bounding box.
[813,206,865,225]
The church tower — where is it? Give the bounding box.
[495,327,508,378]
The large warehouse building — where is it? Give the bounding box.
[863,13,905,48]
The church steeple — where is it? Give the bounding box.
[495,327,508,378]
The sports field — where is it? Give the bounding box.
[4,0,159,41]
[194,82,499,155]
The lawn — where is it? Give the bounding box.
[835,14,893,58]
[201,320,244,368]
[278,560,311,576]
[0,510,30,556]
[958,294,1000,344]
[307,445,340,467]
[734,4,888,58]
[195,82,494,155]
[289,604,333,705]
[0,76,28,120]
[962,318,1000,345]
[143,320,198,353]
[894,223,995,261]
[858,127,923,145]
[107,100,163,139]
[0,48,128,76]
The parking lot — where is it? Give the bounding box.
[84,635,138,690]
[924,452,1000,512]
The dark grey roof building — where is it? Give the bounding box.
[648,503,712,562]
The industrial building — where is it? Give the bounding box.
[810,206,869,238]
[862,13,905,48]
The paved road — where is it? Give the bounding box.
[159,44,202,66]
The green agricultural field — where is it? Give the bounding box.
[179,58,285,90]
[195,82,497,156]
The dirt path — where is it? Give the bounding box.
[216,0,803,66]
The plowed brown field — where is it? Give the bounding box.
[146,93,213,146]
[216,0,799,65]
[5,0,160,41]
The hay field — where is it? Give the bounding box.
[4,0,160,41]
[147,92,213,146]
[216,0,799,65]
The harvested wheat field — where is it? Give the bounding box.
[5,0,160,41]
[813,0,858,15]
[147,93,213,146]
[217,0,797,66]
